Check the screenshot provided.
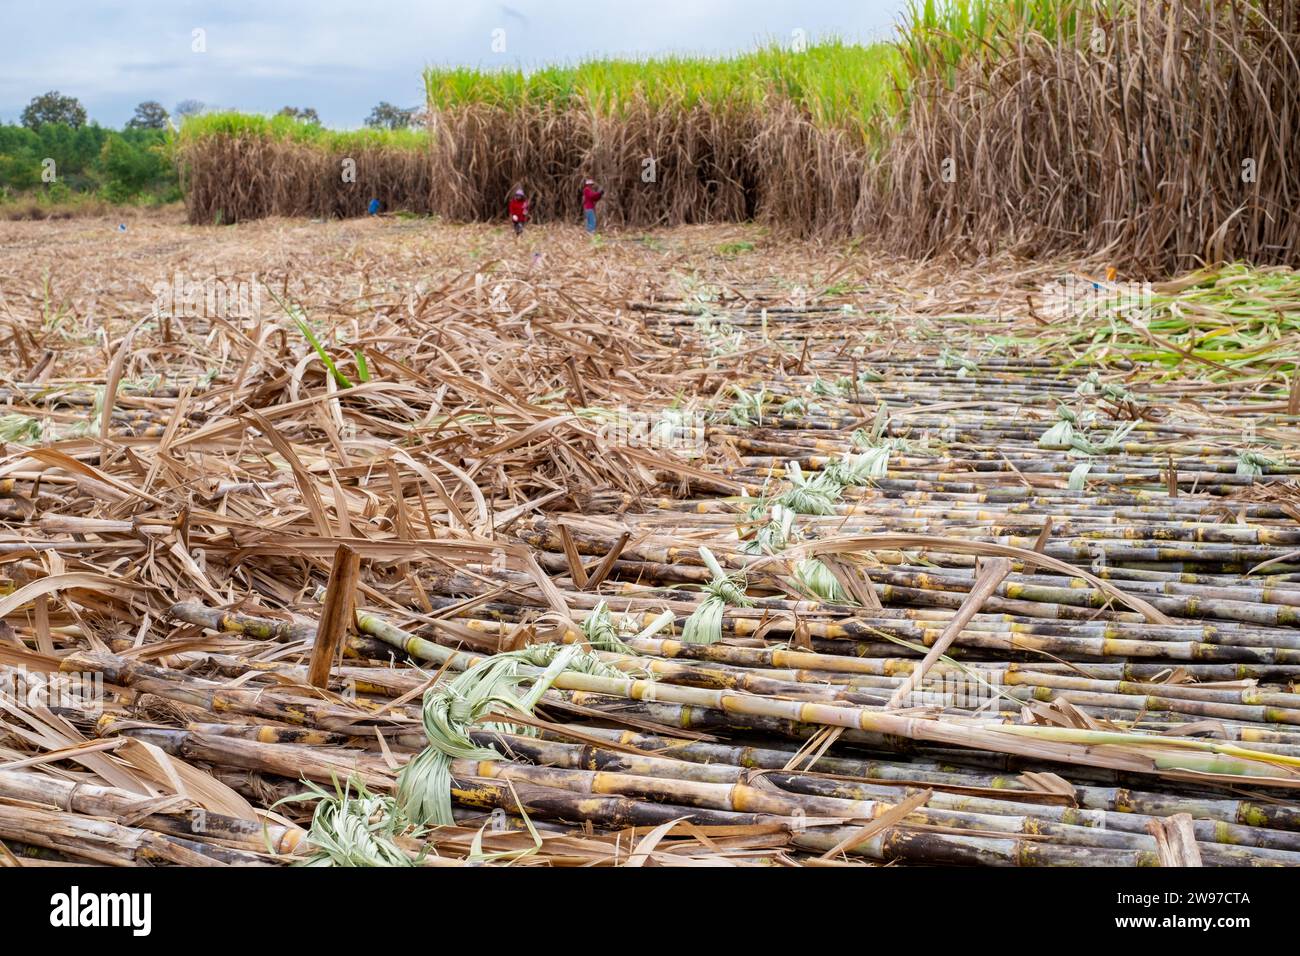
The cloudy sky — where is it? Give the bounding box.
[2,0,910,128]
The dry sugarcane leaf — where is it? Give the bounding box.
[1017,772,1077,801]
[0,839,21,867]
[0,704,147,794]
[115,738,262,824]
[790,535,1174,625]
[0,572,149,621]
[242,410,334,539]
[625,816,694,867]
[100,318,149,441]
[11,447,169,508]
[817,789,934,860]
[1146,813,1203,867]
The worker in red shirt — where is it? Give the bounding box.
[582,178,603,233]
[508,188,530,236]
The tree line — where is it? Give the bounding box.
[1,92,422,206]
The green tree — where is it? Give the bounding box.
[0,125,42,191]
[277,106,321,124]
[100,131,170,202]
[174,99,205,121]
[126,101,169,129]
[20,91,88,130]
[365,101,415,130]
[30,123,109,188]
[0,117,178,202]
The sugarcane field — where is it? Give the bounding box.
[2,3,1300,916]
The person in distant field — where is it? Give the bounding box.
[582,178,603,233]
[508,188,530,236]
[367,198,381,216]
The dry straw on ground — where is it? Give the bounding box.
[2,216,1300,865]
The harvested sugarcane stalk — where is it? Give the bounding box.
[6,218,1300,867]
